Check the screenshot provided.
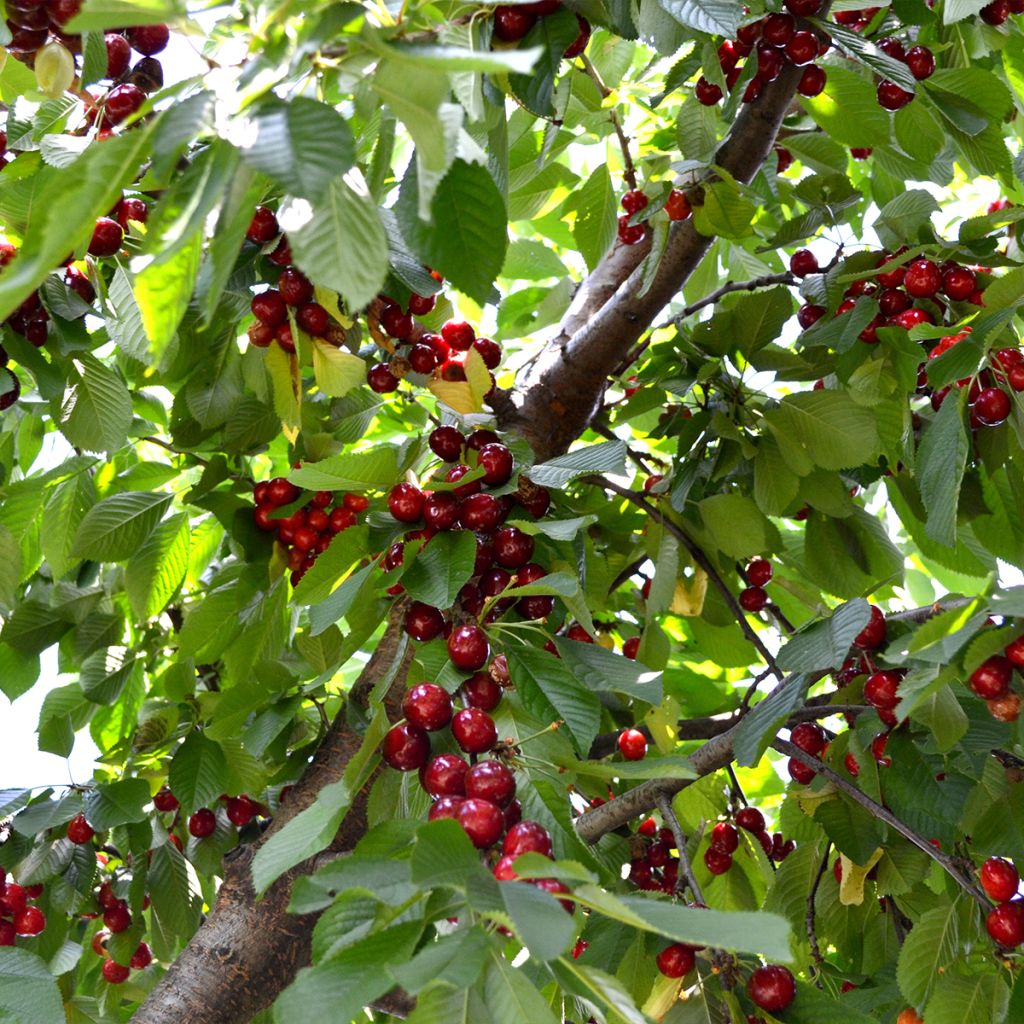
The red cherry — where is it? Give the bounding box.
[0,921,14,946]
[459,493,504,532]
[844,751,860,776]
[618,728,647,760]
[379,303,413,340]
[403,602,445,642]
[969,655,1013,698]
[154,787,178,812]
[904,259,942,298]
[704,846,733,874]
[104,32,131,78]
[428,795,464,822]
[226,796,256,827]
[266,477,298,506]
[981,0,1011,24]
[465,760,516,806]
[367,363,398,393]
[864,670,902,710]
[188,808,217,838]
[102,959,131,984]
[492,526,534,569]
[710,822,739,853]
[789,249,819,278]
[388,483,424,523]
[621,190,648,214]
[14,906,46,936]
[784,0,822,13]
[981,857,1020,902]
[103,901,131,933]
[382,722,430,771]
[905,45,935,80]
[457,798,504,849]
[409,343,440,374]
[736,807,765,833]
[278,268,314,306]
[788,757,816,784]
[127,23,169,55]
[878,37,906,61]
[423,491,460,531]
[762,12,795,45]
[986,900,1024,947]
[451,707,497,753]
[88,217,124,257]
[878,288,911,317]
[448,624,490,671]
[695,77,723,105]
[493,5,536,41]
[473,336,502,369]
[476,443,514,486]
[247,206,279,244]
[797,64,826,97]
[421,753,469,797]
[790,722,827,756]
[657,943,696,978]
[441,320,475,351]
[251,290,287,328]
[563,14,590,58]
[785,30,819,65]
[623,636,641,659]
[877,80,913,110]
[1005,636,1024,669]
[461,672,502,711]
[504,820,553,857]
[104,83,146,125]
[739,586,768,612]
[429,425,465,462]
[403,683,453,732]
[665,189,691,221]
[746,558,772,586]
[890,307,933,330]
[797,303,825,329]
[974,387,1011,427]
[130,942,152,969]
[990,693,1022,722]
[493,854,519,881]
[296,303,328,336]
[871,732,892,767]
[617,215,646,245]
[67,813,95,844]
[853,606,886,650]
[747,965,796,1012]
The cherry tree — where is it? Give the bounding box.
[2,0,1024,1022]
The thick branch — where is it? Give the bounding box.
[132,602,415,1024]
[501,63,803,460]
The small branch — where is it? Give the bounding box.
[650,271,796,332]
[656,793,703,903]
[141,435,213,468]
[770,739,990,910]
[580,56,636,190]
[607,557,646,596]
[806,844,831,976]
[587,475,783,681]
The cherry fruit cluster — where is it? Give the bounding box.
[981,856,1024,948]
[251,475,369,587]
[92,876,153,984]
[616,186,692,246]
[738,557,774,613]
[967,637,1024,722]
[491,0,591,60]
[0,869,47,945]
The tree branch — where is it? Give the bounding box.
[649,271,796,332]
[656,793,703,903]
[806,844,830,975]
[498,63,804,460]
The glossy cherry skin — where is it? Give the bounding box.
[747,558,773,586]
[404,601,445,642]
[465,760,516,806]
[427,795,464,822]
[788,757,816,784]
[789,249,818,277]
[970,655,1013,698]
[457,798,504,849]
[421,753,469,797]
[451,707,498,753]
[382,722,430,771]
[423,491,460,531]
[1005,636,1024,668]
[459,493,504,532]
[429,425,464,462]
[447,624,490,671]
[981,857,1020,902]
[154,788,178,812]
[403,683,453,731]
[188,808,217,838]
[618,728,647,760]
[388,483,424,523]
[127,23,169,55]
[704,847,732,874]
[247,206,279,244]
[853,606,886,650]
[88,217,124,257]
[130,942,153,969]
[974,387,1011,427]
[67,813,95,844]
[657,943,696,978]
[986,900,1024,947]
[102,960,130,984]
[104,32,131,77]
[739,586,768,612]
[736,807,765,833]
[103,901,132,933]
[504,820,553,857]
[14,906,46,936]
[864,670,902,710]
[493,526,534,568]
[710,822,739,853]
[747,965,796,1012]
[461,671,502,711]
[877,80,913,111]
[904,259,942,298]
[476,443,514,486]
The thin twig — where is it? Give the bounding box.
[656,794,703,902]
[807,843,831,977]
[649,272,796,333]
[587,475,783,681]
[771,738,990,910]
[580,56,636,190]
[725,764,747,809]
[141,435,212,468]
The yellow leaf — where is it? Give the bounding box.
[428,346,491,415]
[642,972,684,1021]
[312,338,365,397]
[266,344,301,444]
[645,696,682,755]
[314,285,353,329]
[838,848,884,906]
[670,568,708,616]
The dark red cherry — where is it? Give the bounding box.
[403,682,453,731]
[457,798,504,849]
[448,624,490,671]
[404,601,445,642]
[504,820,553,857]
[421,753,469,797]
[382,722,430,771]
[747,965,796,1012]
[451,707,497,753]
[429,425,465,462]
[465,760,516,806]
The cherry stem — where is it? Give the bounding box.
[806,843,831,979]
[515,722,562,747]
[655,793,703,904]
[770,738,990,910]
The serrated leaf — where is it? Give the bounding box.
[570,164,616,273]
[135,229,202,358]
[125,512,189,620]
[402,530,476,609]
[484,949,560,1024]
[765,391,879,471]
[917,388,968,547]
[529,440,626,488]
[0,948,65,1024]
[656,0,742,36]
[167,731,230,815]
[71,492,172,562]
[312,340,365,398]
[289,448,398,491]
[777,600,871,672]
[734,674,810,767]
[896,902,962,1006]
[56,352,133,454]
[84,778,150,830]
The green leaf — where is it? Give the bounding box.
[693,180,757,240]
[293,525,369,607]
[777,981,878,1024]
[168,731,230,814]
[79,647,136,705]
[312,340,366,398]
[65,0,185,31]
[484,949,560,1024]
[0,948,65,1024]
[733,674,810,768]
[0,599,71,655]
[410,819,482,888]
[289,448,398,491]
[698,493,772,559]
[777,600,871,673]
[508,12,579,116]
[731,287,793,357]
[239,98,355,201]
[570,165,616,273]
[72,492,173,562]
[56,352,133,454]
[383,41,543,74]
[874,190,941,248]
[397,159,508,306]
[656,0,742,36]
[500,879,575,960]
[41,471,96,580]
[148,841,201,943]
[917,388,969,547]
[814,796,884,864]
[553,637,663,704]
[282,173,389,312]
[135,229,202,358]
[822,21,917,91]
[923,973,1010,1024]
[506,645,601,755]
[529,440,626,489]
[766,391,879,471]
[801,66,889,149]
[125,512,190,620]
[84,778,150,830]
[896,902,962,1006]
[402,530,477,609]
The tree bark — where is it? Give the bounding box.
[133,63,802,1024]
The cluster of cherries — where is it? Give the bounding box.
[0,868,47,944]
[491,0,590,60]
[250,473,369,587]
[737,557,775,614]
[616,186,692,247]
[89,876,153,984]
[246,206,340,354]
[695,0,833,109]
[980,855,1024,949]
[964,636,1024,722]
